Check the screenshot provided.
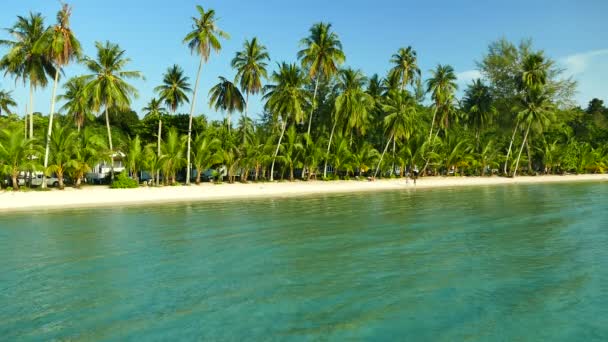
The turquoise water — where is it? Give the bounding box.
[1,182,607,341]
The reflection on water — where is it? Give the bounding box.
[1,182,607,341]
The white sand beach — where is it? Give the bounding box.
[0,174,606,212]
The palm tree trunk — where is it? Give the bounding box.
[12,173,19,191]
[24,103,27,137]
[29,83,34,139]
[307,77,320,135]
[186,56,204,185]
[374,133,394,178]
[323,118,338,178]
[428,106,437,141]
[270,121,287,182]
[391,138,396,176]
[526,139,532,174]
[244,92,249,145]
[513,121,532,177]
[58,170,64,190]
[157,118,162,186]
[504,120,519,175]
[104,106,115,181]
[42,70,60,189]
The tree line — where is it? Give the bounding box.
[1,4,607,190]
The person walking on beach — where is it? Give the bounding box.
[413,165,419,185]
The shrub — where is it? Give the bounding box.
[110,173,139,189]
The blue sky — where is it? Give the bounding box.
[1,0,607,122]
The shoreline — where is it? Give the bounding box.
[1,174,606,213]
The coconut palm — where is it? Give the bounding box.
[505,52,548,175]
[277,125,304,181]
[374,91,418,177]
[231,37,270,120]
[263,62,307,181]
[209,76,245,132]
[324,68,373,178]
[389,46,421,92]
[191,133,222,185]
[426,64,458,139]
[0,90,17,116]
[183,5,229,185]
[297,22,345,135]
[301,133,323,180]
[161,127,187,184]
[67,127,106,188]
[0,12,56,139]
[155,64,191,113]
[513,87,554,177]
[351,141,380,177]
[58,77,89,132]
[0,129,38,190]
[36,3,82,188]
[123,135,144,183]
[82,41,143,180]
[46,123,77,189]
[462,79,496,147]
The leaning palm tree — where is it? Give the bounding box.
[505,52,548,175]
[374,91,418,177]
[389,46,421,92]
[297,22,345,135]
[231,37,270,120]
[183,5,229,185]
[426,64,458,140]
[0,90,17,116]
[82,41,143,180]
[58,77,90,132]
[0,12,56,139]
[512,87,554,177]
[36,3,82,188]
[208,76,245,132]
[263,62,307,181]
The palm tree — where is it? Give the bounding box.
[155,64,191,114]
[142,97,166,159]
[0,129,38,190]
[513,88,554,177]
[426,64,458,140]
[389,46,421,92]
[263,62,307,181]
[231,37,270,121]
[191,133,222,184]
[123,135,144,183]
[278,125,304,181]
[505,52,548,175]
[324,68,373,178]
[161,127,186,185]
[82,41,143,180]
[462,79,496,147]
[209,76,245,132]
[374,91,418,177]
[68,127,106,188]
[0,12,56,139]
[46,123,77,189]
[297,22,345,135]
[351,141,380,177]
[183,5,229,185]
[301,133,323,180]
[58,77,89,132]
[0,90,17,116]
[37,3,82,189]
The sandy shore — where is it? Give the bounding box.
[1,174,606,213]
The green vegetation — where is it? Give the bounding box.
[1,4,607,192]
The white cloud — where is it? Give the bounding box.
[560,49,608,104]
[456,70,481,85]
[562,49,608,75]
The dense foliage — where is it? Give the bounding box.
[1,5,607,191]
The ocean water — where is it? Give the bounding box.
[1,182,607,341]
